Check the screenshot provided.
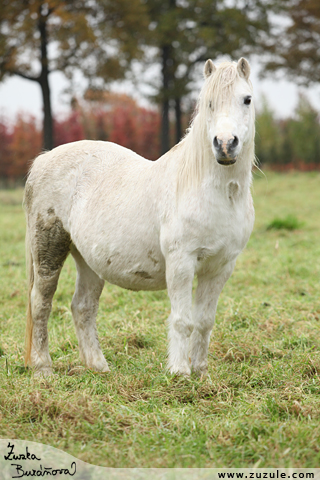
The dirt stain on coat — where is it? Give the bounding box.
[24,183,33,212]
[147,249,159,266]
[134,270,152,279]
[35,208,71,277]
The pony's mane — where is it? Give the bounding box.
[176,61,254,196]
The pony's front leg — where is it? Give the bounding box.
[190,262,235,375]
[166,255,195,375]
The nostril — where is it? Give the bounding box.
[213,136,220,149]
[230,136,239,149]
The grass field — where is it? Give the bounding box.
[0,171,320,468]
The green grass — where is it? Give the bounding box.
[1,172,320,468]
[267,214,304,231]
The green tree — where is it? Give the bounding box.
[255,96,282,165]
[0,0,147,150]
[264,0,320,85]
[287,94,320,165]
[255,94,320,168]
[143,0,273,153]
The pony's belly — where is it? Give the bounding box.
[102,266,167,292]
[88,246,167,291]
[104,271,167,291]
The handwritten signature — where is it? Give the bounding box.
[4,442,77,478]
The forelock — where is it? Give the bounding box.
[201,62,239,109]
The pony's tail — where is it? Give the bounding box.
[25,221,34,366]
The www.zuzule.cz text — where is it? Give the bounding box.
[218,472,314,479]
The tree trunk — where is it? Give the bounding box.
[39,75,53,150]
[175,97,182,144]
[160,45,171,155]
[38,6,54,151]
[161,99,170,155]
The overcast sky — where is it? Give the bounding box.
[0,58,320,125]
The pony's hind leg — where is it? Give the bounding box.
[28,271,61,376]
[71,248,109,372]
[25,209,71,376]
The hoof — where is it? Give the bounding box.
[33,366,53,377]
[88,360,110,373]
[191,363,208,377]
[168,364,191,376]
[192,368,208,378]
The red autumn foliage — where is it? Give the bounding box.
[53,110,85,147]
[79,92,161,159]
[0,93,161,183]
[107,105,161,159]
[10,114,42,177]
[266,162,320,172]
[0,113,42,182]
[0,119,13,180]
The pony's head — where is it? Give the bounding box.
[200,58,254,166]
[176,58,255,196]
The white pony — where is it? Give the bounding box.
[24,58,255,377]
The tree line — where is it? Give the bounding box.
[256,94,320,169]
[1,0,319,155]
[1,90,320,183]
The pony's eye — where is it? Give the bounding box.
[209,101,213,109]
[244,96,252,105]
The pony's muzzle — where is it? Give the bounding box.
[213,135,239,165]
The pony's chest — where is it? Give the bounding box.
[189,192,254,268]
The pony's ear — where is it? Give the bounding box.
[237,57,250,80]
[204,59,216,78]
